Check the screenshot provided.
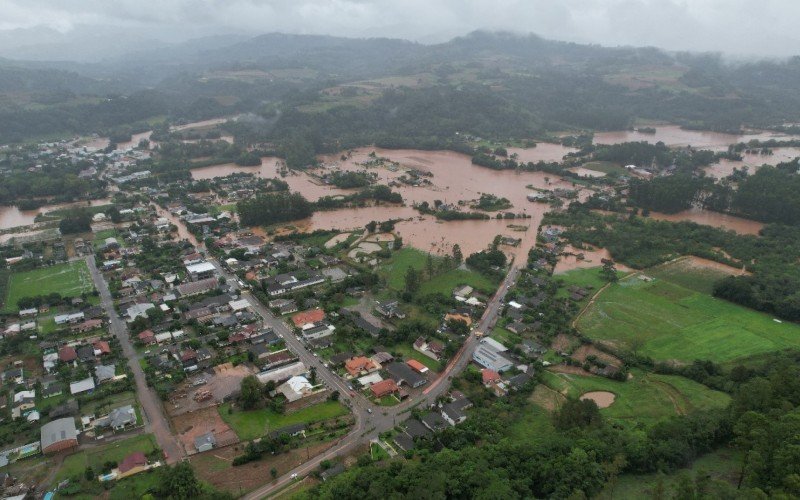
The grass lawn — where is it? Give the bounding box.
[93,229,126,249]
[3,261,95,313]
[541,369,729,426]
[55,434,157,483]
[380,248,428,290]
[109,471,161,500]
[605,447,741,499]
[392,343,440,372]
[491,326,520,346]
[371,442,390,461]
[648,257,735,295]
[219,401,348,441]
[376,395,400,406]
[80,390,138,417]
[577,274,800,363]
[418,268,498,296]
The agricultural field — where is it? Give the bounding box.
[540,369,730,426]
[576,273,800,363]
[219,401,348,441]
[648,256,744,295]
[380,248,428,290]
[3,260,95,312]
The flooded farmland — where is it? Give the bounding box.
[648,208,764,235]
[593,125,800,151]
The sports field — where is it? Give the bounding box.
[577,273,800,363]
[541,369,730,425]
[3,261,94,312]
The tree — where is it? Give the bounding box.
[426,253,435,279]
[366,221,377,233]
[310,366,317,385]
[404,267,421,295]
[553,399,603,430]
[600,259,618,283]
[157,462,201,499]
[239,375,263,410]
[452,244,463,265]
[271,467,278,479]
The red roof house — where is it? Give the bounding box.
[370,379,399,398]
[137,330,155,344]
[481,369,501,386]
[93,341,111,355]
[58,345,77,362]
[292,308,326,328]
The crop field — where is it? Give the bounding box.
[3,260,94,312]
[540,370,730,425]
[576,273,800,363]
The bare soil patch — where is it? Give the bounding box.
[529,384,566,412]
[168,363,256,416]
[548,365,594,376]
[550,334,578,353]
[172,406,239,455]
[570,345,623,368]
[191,440,341,494]
[580,391,616,408]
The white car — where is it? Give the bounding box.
[290,473,298,479]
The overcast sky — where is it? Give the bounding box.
[1,0,799,60]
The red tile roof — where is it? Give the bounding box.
[406,359,428,373]
[482,369,501,385]
[58,345,77,362]
[292,308,325,328]
[138,330,155,343]
[93,341,111,355]
[118,451,147,473]
[370,379,399,398]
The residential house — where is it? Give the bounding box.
[370,379,399,398]
[117,451,148,479]
[421,412,449,433]
[194,432,216,453]
[94,405,137,431]
[441,398,472,426]
[277,376,314,402]
[413,337,444,361]
[344,357,381,378]
[385,362,427,388]
[376,300,405,319]
[70,377,96,395]
[95,364,117,384]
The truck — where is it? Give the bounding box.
[474,330,485,338]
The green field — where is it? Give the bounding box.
[3,261,95,312]
[541,370,730,425]
[391,343,440,371]
[55,434,158,482]
[380,248,428,290]
[647,257,735,295]
[381,247,498,295]
[418,268,498,296]
[577,274,800,363]
[219,401,348,441]
[554,266,625,308]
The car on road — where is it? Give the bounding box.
[290,473,298,479]
[367,408,372,413]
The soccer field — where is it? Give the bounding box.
[3,261,95,312]
[577,274,800,363]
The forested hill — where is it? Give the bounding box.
[2,31,800,144]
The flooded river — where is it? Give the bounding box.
[594,125,800,151]
[0,198,112,231]
[648,208,764,235]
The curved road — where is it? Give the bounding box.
[151,206,520,498]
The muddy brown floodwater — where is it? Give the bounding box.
[0,198,112,231]
[704,147,800,179]
[648,208,764,235]
[593,124,800,151]
[191,147,598,262]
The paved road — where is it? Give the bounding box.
[86,255,184,464]
[244,265,521,499]
[162,210,520,499]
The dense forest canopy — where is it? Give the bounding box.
[2,32,800,147]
